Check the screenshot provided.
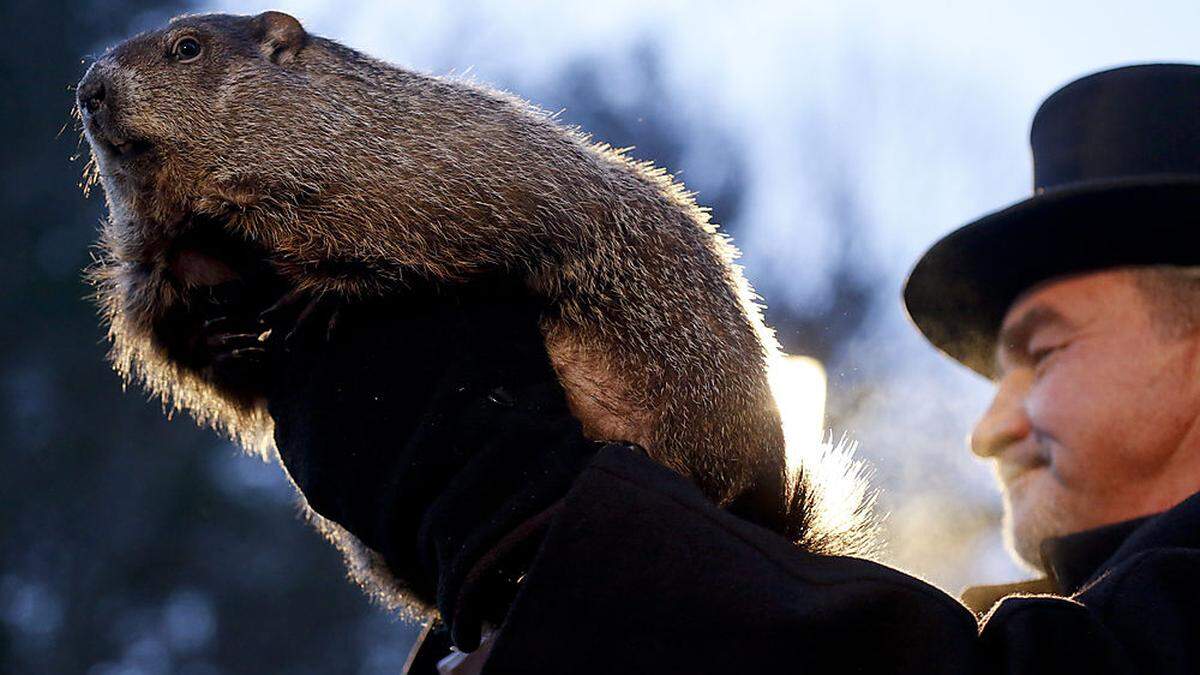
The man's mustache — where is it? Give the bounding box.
[995,439,1053,486]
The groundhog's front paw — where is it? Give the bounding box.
[152,283,276,404]
[200,313,273,398]
[258,287,342,344]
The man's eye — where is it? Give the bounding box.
[172,37,202,62]
[1030,344,1064,367]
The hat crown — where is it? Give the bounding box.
[1031,63,1200,190]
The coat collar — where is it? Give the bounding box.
[962,489,1200,615]
[1039,515,1150,594]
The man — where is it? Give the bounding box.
[902,62,1200,613]
[919,267,1200,613]
[268,64,1200,673]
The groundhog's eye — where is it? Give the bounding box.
[172,36,202,62]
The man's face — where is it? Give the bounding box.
[971,268,1200,569]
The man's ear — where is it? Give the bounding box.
[254,11,307,66]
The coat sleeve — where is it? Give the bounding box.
[480,446,1200,674]
[481,445,981,673]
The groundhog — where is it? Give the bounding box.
[77,11,873,608]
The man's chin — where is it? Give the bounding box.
[1001,488,1071,573]
[1001,508,1046,573]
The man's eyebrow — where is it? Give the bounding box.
[995,305,1074,371]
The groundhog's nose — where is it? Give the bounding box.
[77,68,107,115]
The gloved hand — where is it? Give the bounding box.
[263,280,616,650]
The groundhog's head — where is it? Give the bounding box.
[78,12,322,451]
[79,9,548,451]
[78,12,315,229]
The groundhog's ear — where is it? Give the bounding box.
[254,11,307,66]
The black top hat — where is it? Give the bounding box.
[904,63,1200,378]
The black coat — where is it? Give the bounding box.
[409,445,1200,673]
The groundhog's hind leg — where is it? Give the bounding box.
[543,327,656,451]
[724,461,789,533]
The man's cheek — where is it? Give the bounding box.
[1024,377,1093,486]
[1023,377,1076,445]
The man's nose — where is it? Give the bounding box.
[77,65,108,115]
[970,371,1032,458]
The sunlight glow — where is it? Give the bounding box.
[770,354,827,474]
[772,355,876,553]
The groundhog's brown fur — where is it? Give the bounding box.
[79,12,874,609]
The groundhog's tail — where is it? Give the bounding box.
[783,434,882,559]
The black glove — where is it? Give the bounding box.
[264,280,614,650]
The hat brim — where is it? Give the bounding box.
[903,176,1200,379]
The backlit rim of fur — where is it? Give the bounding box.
[86,233,276,457]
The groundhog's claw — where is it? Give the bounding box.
[259,288,341,343]
[202,315,239,331]
[206,330,270,351]
[195,318,270,400]
[258,287,305,326]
